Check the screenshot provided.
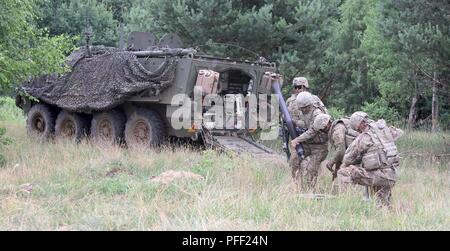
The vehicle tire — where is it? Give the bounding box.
[90,109,126,145]
[124,108,166,148]
[55,110,89,142]
[26,104,55,141]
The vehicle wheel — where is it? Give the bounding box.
[26,104,55,140]
[55,110,89,142]
[90,109,126,145]
[124,108,166,148]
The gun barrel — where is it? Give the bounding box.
[271,80,305,159]
[131,48,196,57]
[272,83,297,137]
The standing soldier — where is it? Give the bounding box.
[337,111,404,207]
[286,78,306,129]
[287,77,327,114]
[290,91,329,190]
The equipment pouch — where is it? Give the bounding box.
[382,142,399,166]
[362,151,381,170]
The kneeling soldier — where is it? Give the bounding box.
[337,112,403,207]
[313,113,362,180]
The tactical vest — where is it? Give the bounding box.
[303,108,329,144]
[329,118,359,148]
[286,94,297,107]
[361,120,400,170]
[287,95,302,126]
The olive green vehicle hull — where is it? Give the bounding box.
[125,55,276,138]
[17,32,283,158]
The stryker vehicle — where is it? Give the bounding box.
[15,32,284,158]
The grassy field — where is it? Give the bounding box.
[0,100,449,230]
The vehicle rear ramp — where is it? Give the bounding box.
[201,129,285,162]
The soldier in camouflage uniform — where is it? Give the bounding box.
[286,77,307,129]
[337,111,404,207]
[287,77,327,124]
[290,91,329,190]
[311,113,361,179]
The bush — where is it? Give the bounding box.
[328,106,346,120]
[0,96,24,122]
[0,127,11,167]
[439,109,450,131]
[0,96,21,166]
[362,99,401,125]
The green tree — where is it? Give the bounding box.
[37,0,118,46]
[338,0,450,129]
[0,0,75,93]
[125,0,340,97]
[101,0,133,23]
[377,0,450,129]
[0,0,75,163]
[320,0,378,111]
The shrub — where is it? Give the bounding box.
[0,127,11,167]
[362,99,401,125]
[328,106,346,120]
[0,96,25,122]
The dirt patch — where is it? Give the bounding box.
[150,170,204,184]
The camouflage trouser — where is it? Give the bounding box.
[337,165,396,207]
[290,144,328,191]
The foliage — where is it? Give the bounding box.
[37,0,119,46]
[0,97,21,165]
[101,0,133,23]
[379,0,450,83]
[125,0,340,86]
[0,97,17,165]
[327,106,346,120]
[0,0,75,93]
[320,0,378,111]
[0,127,11,166]
[362,98,401,125]
[376,0,450,124]
[0,97,25,122]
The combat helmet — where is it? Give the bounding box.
[313,114,332,131]
[350,111,369,131]
[292,77,309,88]
[296,91,314,108]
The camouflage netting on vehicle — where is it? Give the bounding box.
[21,46,177,113]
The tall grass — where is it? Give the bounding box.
[0,97,25,123]
[0,97,448,230]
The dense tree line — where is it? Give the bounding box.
[0,0,448,129]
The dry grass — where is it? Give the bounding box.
[0,107,449,230]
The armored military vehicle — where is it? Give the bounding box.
[16,32,282,158]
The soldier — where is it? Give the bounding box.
[311,113,361,179]
[286,77,306,107]
[286,78,306,129]
[337,111,403,207]
[290,91,329,190]
[287,77,327,115]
